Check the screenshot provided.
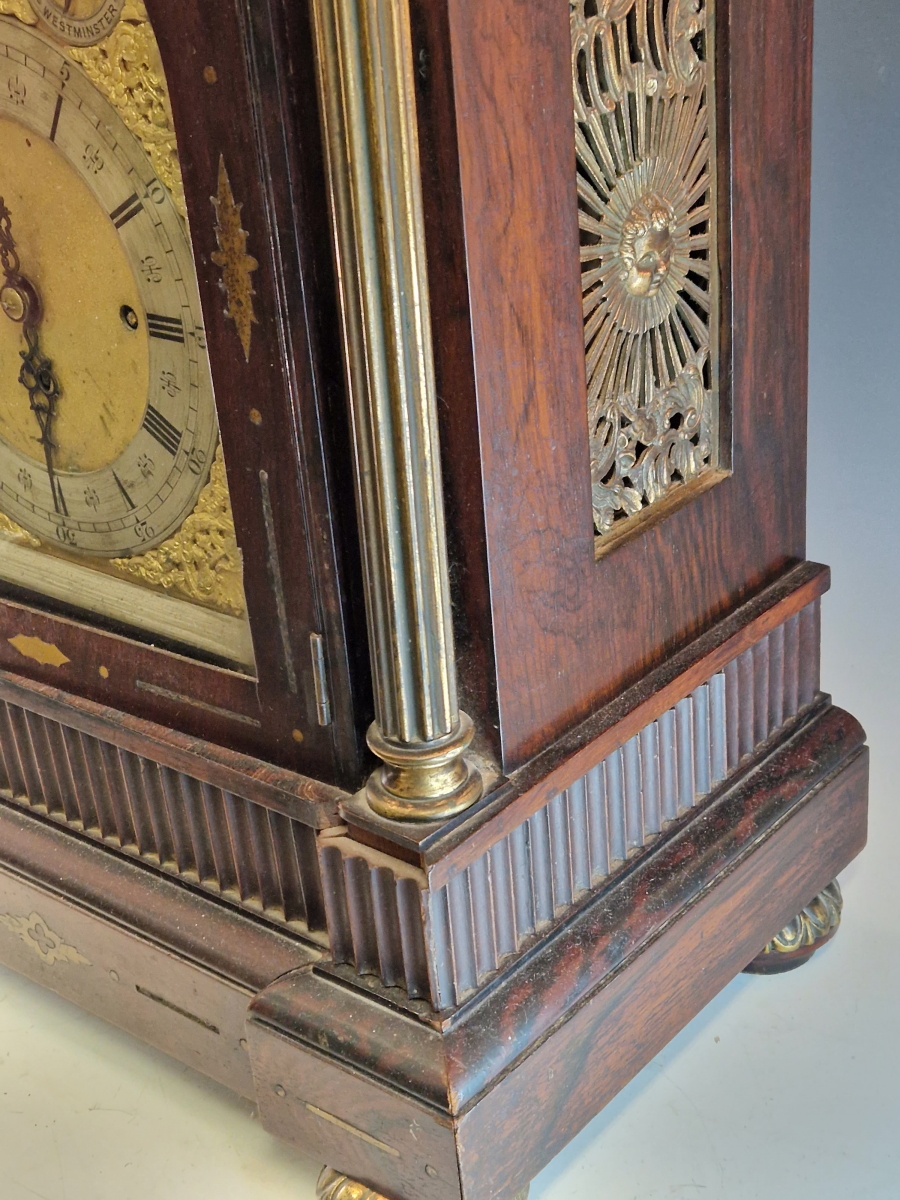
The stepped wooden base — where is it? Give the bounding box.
[0,697,867,1200]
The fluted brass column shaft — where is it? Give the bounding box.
[310,0,482,819]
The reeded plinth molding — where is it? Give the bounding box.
[310,0,482,820]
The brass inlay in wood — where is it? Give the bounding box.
[8,633,70,666]
[0,910,90,964]
[211,155,258,362]
[307,1106,400,1156]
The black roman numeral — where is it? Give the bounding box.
[146,313,185,344]
[110,193,144,229]
[142,405,182,457]
[49,93,63,143]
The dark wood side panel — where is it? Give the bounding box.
[454,747,867,1198]
[145,0,367,784]
[426,0,813,769]
[409,0,499,758]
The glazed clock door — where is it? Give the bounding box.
[0,0,370,785]
[0,13,247,668]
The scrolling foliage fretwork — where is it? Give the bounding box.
[573,0,719,540]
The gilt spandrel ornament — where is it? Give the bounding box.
[572,0,720,542]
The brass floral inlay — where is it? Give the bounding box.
[211,155,258,361]
[0,910,91,964]
[0,0,246,619]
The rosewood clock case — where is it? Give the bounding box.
[0,2,868,1199]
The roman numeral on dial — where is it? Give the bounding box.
[109,192,144,229]
[146,313,185,343]
[142,405,182,456]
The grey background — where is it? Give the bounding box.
[0,2,898,1197]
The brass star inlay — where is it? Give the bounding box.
[211,155,258,361]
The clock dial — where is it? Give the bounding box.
[0,18,217,558]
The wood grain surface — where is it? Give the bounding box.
[414,0,814,770]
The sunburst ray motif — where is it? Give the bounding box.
[572,0,719,538]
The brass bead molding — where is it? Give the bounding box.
[310,0,482,819]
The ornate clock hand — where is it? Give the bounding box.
[19,325,65,516]
[0,197,65,516]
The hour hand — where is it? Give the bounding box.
[1,197,64,514]
[19,326,65,515]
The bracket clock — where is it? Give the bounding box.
[0,0,868,1197]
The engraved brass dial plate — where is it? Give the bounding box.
[0,20,217,557]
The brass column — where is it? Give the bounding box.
[310,0,483,819]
